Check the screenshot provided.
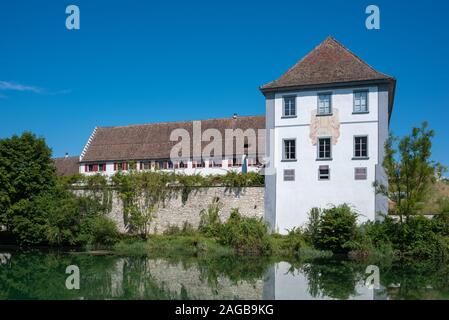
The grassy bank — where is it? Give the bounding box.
[113,233,332,262]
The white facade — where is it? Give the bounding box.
[79,158,261,177]
[266,85,390,234]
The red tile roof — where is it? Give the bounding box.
[80,115,265,162]
[261,36,395,92]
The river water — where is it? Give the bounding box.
[0,249,447,300]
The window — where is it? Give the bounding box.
[354,91,368,113]
[354,136,368,158]
[283,139,296,160]
[318,165,330,180]
[318,138,331,159]
[99,163,106,172]
[355,167,367,180]
[283,96,296,117]
[114,162,125,171]
[142,162,150,170]
[318,93,332,115]
[283,169,295,181]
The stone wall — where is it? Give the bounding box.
[74,187,264,234]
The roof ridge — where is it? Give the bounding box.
[97,115,265,129]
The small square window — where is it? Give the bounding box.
[355,167,367,180]
[283,139,296,160]
[283,96,296,117]
[284,169,295,181]
[318,165,330,180]
[354,91,368,113]
[318,93,332,115]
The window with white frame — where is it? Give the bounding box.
[318,93,332,115]
[317,137,331,159]
[283,96,296,117]
[283,169,295,181]
[318,165,330,180]
[355,167,367,180]
[354,91,368,113]
[283,139,296,160]
[354,136,368,158]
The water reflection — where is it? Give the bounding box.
[0,250,447,300]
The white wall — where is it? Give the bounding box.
[272,86,382,233]
[79,159,260,176]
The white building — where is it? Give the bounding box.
[78,115,265,176]
[261,37,396,233]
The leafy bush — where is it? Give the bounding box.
[304,207,321,245]
[220,171,264,187]
[349,215,449,260]
[310,204,358,253]
[198,197,222,237]
[163,222,196,236]
[218,209,272,255]
[79,215,120,246]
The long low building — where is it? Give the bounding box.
[78,114,266,176]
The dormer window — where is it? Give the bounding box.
[283,96,296,117]
[318,93,332,115]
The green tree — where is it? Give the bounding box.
[375,122,446,223]
[314,204,358,253]
[0,132,56,230]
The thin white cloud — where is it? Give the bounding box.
[0,81,43,94]
[0,81,71,97]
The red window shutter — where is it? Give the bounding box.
[85,164,88,172]
[163,161,167,169]
[114,163,117,171]
[93,164,98,172]
[124,162,127,170]
[192,161,195,168]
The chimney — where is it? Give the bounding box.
[65,152,69,159]
[232,113,238,119]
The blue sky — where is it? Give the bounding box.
[0,0,448,167]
